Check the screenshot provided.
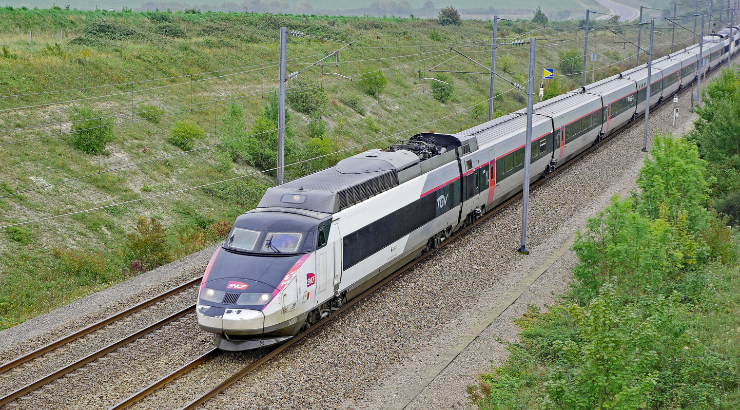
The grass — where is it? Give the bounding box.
[0,8,687,330]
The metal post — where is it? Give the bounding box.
[728,9,734,70]
[29,31,32,42]
[672,3,679,52]
[278,27,287,185]
[643,19,654,152]
[489,17,498,122]
[519,38,535,255]
[637,6,644,64]
[709,0,713,34]
[695,1,699,45]
[696,14,706,104]
[582,10,590,88]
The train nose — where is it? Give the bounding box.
[197,305,265,336]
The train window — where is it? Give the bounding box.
[263,232,303,253]
[514,150,524,167]
[226,228,260,251]
[539,139,547,155]
[465,159,473,171]
[505,155,514,172]
[317,223,331,249]
[281,194,307,204]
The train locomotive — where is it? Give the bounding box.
[197,27,740,351]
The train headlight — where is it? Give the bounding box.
[236,293,273,306]
[200,288,225,303]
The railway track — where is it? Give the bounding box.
[0,277,202,407]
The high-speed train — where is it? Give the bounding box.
[197,27,739,351]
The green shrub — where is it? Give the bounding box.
[437,6,461,26]
[430,73,453,103]
[7,226,31,245]
[338,94,365,115]
[716,192,740,226]
[429,29,442,41]
[168,120,205,151]
[497,55,516,75]
[543,77,565,101]
[287,79,327,116]
[158,22,186,38]
[53,247,118,282]
[220,103,249,161]
[357,70,388,98]
[68,106,115,155]
[201,180,270,207]
[307,118,326,139]
[558,48,581,75]
[124,216,172,272]
[532,7,548,25]
[137,103,164,123]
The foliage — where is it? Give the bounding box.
[716,192,740,226]
[429,29,442,42]
[68,106,116,155]
[6,226,32,245]
[220,103,250,162]
[244,97,297,172]
[430,73,454,103]
[497,55,516,75]
[124,216,172,272]
[338,94,366,115]
[286,79,327,116]
[543,77,565,100]
[53,247,119,282]
[636,135,710,232]
[357,70,388,98]
[299,135,341,175]
[201,180,270,208]
[532,7,549,25]
[437,6,461,26]
[690,69,740,163]
[558,48,581,75]
[137,103,165,123]
[307,118,327,139]
[168,120,205,151]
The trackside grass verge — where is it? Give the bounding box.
[468,134,740,409]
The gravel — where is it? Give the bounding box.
[0,64,729,410]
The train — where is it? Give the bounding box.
[197,26,739,351]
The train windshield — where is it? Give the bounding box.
[262,232,303,253]
[226,228,260,251]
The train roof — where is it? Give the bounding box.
[258,133,466,214]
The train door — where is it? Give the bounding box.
[332,221,342,291]
[314,221,333,306]
[556,126,564,162]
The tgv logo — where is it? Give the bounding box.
[437,194,448,209]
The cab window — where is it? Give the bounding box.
[263,232,303,253]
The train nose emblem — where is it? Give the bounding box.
[226,281,249,290]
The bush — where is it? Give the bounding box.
[124,216,172,272]
[53,247,118,282]
[716,192,740,226]
[220,103,249,161]
[68,106,115,155]
[7,226,31,245]
[543,77,565,101]
[357,70,388,98]
[430,73,453,103]
[497,55,516,75]
[137,103,164,123]
[558,48,581,75]
[338,94,365,115]
[286,79,327,116]
[168,120,205,151]
[438,6,461,26]
[429,29,442,41]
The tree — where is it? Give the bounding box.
[430,73,454,103]
[68,106,115,155]
[357,70,388,98]
[438,6,461,26]
[532,7,548,25]
[542,77,564,100]
[558,48,581,75]
[286,79,327,116]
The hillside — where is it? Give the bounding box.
[0,7,685,329]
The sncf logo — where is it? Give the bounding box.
[307,272,316,287]
[436,194,448,209]
[226,281,249,290]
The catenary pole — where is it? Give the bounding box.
[277,27,287,185]
[696,14,706,105]
[695,1,699,44]
[489,17,498,122]
[638,6,644,64]
[643,19,654,152]
[520,38,535,255]
[672,3,680,52]
[583,10,590,88]
[728,9,734,70]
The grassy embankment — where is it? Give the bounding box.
[0,7,681,330]
[468,70,740,409]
